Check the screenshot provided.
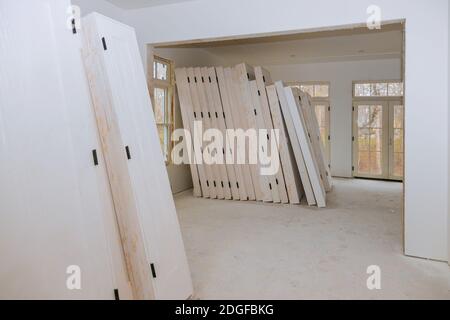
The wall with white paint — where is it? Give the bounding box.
[123,0,449,262]
[72,0,125,22]
[266,58,401,177]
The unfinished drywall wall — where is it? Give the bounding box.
[266,58,401,178]
[125,0,449,262]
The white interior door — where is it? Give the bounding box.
[0,0,130,299]
[82,13,193,300]
[312,102,331,169]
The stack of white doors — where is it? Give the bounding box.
[175,63,331,207]
[0,1,192,300]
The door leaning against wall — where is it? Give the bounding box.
[352,81,404,181]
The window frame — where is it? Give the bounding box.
[353,80,404,100]
[150,55,175,165]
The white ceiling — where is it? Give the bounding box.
[106,0,193,10]
[156,24,403,65]
[202,30,403,65]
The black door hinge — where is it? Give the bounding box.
[328,135,331,141]
[102,37,107,51]
[114,288,120,300]
[257,90,261,96]
[71,18,77,34]
[352,166,355,171]
[262,75,266,83]
[187,77,190,83]
[150,263,157,278]
[352,136,355,142]
[92,149,99,166]
[125,146,131,159]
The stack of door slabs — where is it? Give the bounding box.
[175,63,332,207]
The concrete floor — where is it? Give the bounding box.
[175,178,450,299]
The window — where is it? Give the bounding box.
[152,56,174,163]
[289,83,330,98]
[288,82,331,167]
[354,81,404,97]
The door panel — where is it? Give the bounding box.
[353,102,389,179]
[353,100,404,181]
[389,102,404,180]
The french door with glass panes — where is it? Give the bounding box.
[352,101,404,180]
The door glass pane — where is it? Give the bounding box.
[394,129,403,153]
[370,152,382,175]
[392,104,404,178]
[356,104,384,176]
[393,105,403,129]
[357,105,370,127]
[370,128,382,152]
[154,87,166,124]
[370,105,382,128]
[155,61,168,80]
[358,152,370,174]
[358,133,369,151]
[393,153,403,177]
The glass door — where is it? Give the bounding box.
[352,102,389,179]
[353,101,404,181]
[389,101,404,180]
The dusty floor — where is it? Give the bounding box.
[175,178,450,299]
